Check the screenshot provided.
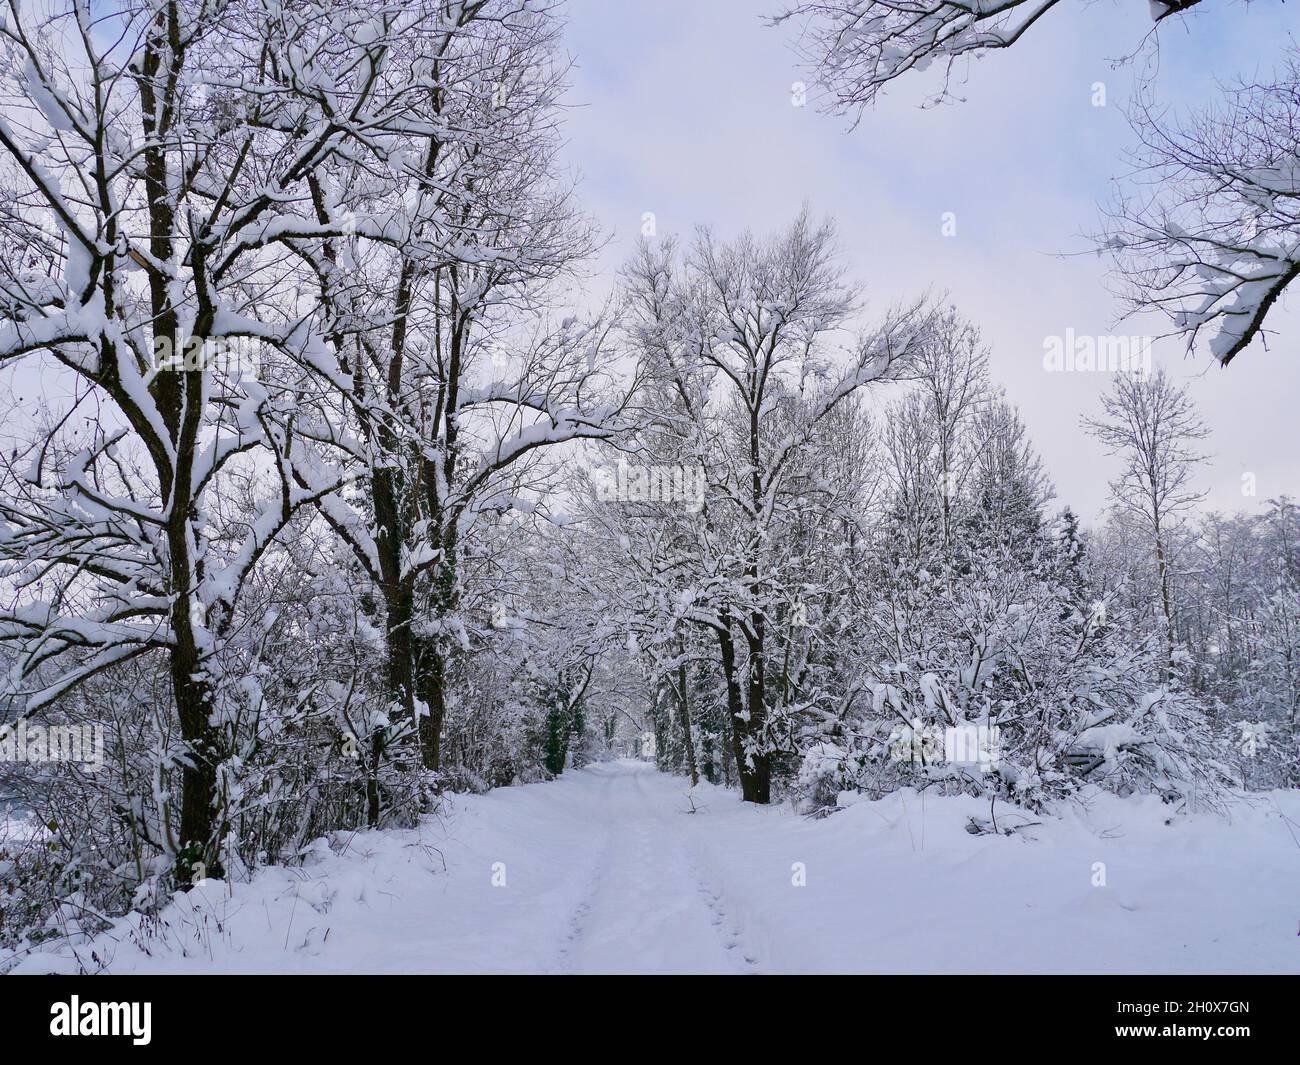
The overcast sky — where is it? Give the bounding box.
[554,0,1300,525]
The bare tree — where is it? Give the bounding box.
[772,2,1298,367]
[606,212,935,803]
[297,0,632,783]
[908,307,988,556]
[0,0,449,881]
[771,0,1209,115]
[1103,53,1300,364]
[1083,367,1210,672]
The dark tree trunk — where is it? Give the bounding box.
[414,546,459,772]
[376,579,420,823]
[744,613,771,804]
[170,598,225,885]
[416,638,447,773]
[138,5,226,888]
[677,654,698,787]
[372,459,418,819]
[365,733,384,828]
[717,620,770,803]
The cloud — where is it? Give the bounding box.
[558,0,1300,520]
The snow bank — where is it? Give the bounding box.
[4,762,1297,974]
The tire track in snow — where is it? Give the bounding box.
[548,769,620,974]
[549,762,750,974]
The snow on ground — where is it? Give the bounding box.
[5,760,1299,974]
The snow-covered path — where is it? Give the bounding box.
[551,762,752,974]
[7,760,1299,974]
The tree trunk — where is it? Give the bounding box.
[415,551,459,772]
[170,598,225,886]
[677,655,698,786]
[365,733,384,828]
[373,462,417,814]
[1155,532,1175,678]
[717,620,770,803]
[745,619,771,803]
[416,638,447,773]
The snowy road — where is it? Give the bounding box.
[551,762,755,974]
[8,759,1300,974]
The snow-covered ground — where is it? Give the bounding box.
[5,761,1298,974]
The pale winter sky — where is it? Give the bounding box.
[554,0,1300,525]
